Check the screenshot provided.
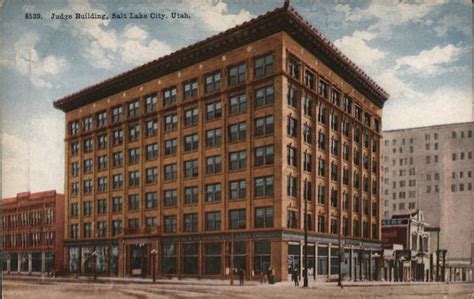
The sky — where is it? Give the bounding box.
[0,0,472,198]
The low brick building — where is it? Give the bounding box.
[1,190,65,275]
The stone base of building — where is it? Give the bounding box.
[63,231,382,282]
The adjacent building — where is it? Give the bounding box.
[54,3,388,281]
[382,122,474,273]
[1,190,65,275]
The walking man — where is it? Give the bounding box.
[292,267,299,286]
[238,268,245,286]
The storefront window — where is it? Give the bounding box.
[205,243,221,275]
[230,242,247,274]
[20,253,29,272]
[96,246,107,273]
[32,252,42,272]
[304,245,315,277]
[45,252,54,273]
[10,253,18,272]
[183,243,198,275]
[330,248,339,275]
[317,247,328,275]
[82,247,94,273]
[110,246,118,276]
[254,240,270,275]
[288,244,300,276]
[69,247,80,273]
[2,254,8,271]
[161,243,177,274]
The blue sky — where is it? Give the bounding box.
[0,0,472,197]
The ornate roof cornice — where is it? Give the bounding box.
[54,4,389,112]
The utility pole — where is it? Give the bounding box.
[338,210,343,288]
[230,232,234,285]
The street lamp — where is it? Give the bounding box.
[150,249,157,283]
[90,251,98,280]
[303,178,309,288]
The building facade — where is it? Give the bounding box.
[54,3,388,281]
[381,211,431,282]
[382,122,474,270]
[1,190,65,275]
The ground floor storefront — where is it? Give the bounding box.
[2,251,55,275]
[64,231,382,282]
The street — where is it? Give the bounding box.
[3,277,474,299]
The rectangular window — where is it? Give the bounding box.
[229,180,246,200]
[145,119,157,136]
[287,117,297,137]
[97,176,107,192]
[287,175,297,197]
[287,210,297,228]
[164,189,178,207]
[145,94,157,112]
[303,95,314,116]
[317,185,325,204]
[128,194,139,210]
[305,70,315,89]
[128,100,139,118]
[183,79,198,99]
[145,167,158,184]
[112,129,123,146]
[255,207,273,228]
[84,138,93,153]
[112,151,123,167]
[164,215,177,233]
[164,113,178,132]
[184,159,199,178]
[229,93,247,115]
[164,163,177,181]
[228,63,246,85]
[112,197,123,213]
[319,80,328,98]
[145,192,157,209]
[229,150,247,170]
[254,115,274,137]
[97,111,107,127]
[164,139,177,155]
[206,100,222,120]
[254,54,273,77]
[205,211,221,231]
[303,153,312,172]
[205,72,221,94]
[128,148,139,164]
[255,85,274,107]
[97,134,107,149]
[287,85,298,108]
[228,122,246,142]
[184,186,198,204]
[70,120,80,135]
[184,134,199,151]
[303,125,313,143]
[206,155,222,174]
[206,128,222,147]
[255,145,274,166]
[128,123,140,141]
[112,106,123,123]
[163,86,177,106]
[146,143,158,161]
[112,220,122,236]
[71,142,80,155]
[229,209,246,229]
[184,107,199,127]
[184,213,198,232]
[206,183,222,202]
[254,176,273,197]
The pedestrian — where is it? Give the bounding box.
[267,266,274,284]
[292,268,299,286]
[238,268,245,286]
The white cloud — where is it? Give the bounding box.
[1,116,64,198]
[14,32,68,87]
[434,14,472,37]
[337,1,448,36]
[395,44,465,77]
[334,31,387,69]
[184,0,252,32]
[383,87,472,130]
[55,1,173,70]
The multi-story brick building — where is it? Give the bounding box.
[1,190,65,275]
[382,122,474,272]
[54,3,388,281]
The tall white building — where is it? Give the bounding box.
[382,122,474,267]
